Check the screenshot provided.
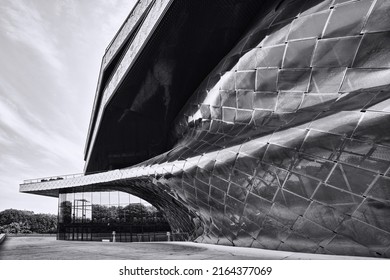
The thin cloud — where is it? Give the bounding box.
[1,1,62,70]
[0,0,136,213]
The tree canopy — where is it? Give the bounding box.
[0,209,57,234]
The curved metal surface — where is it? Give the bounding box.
[163,0,390,257]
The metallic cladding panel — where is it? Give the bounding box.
[21,0,390,258]
[167,0,390,257]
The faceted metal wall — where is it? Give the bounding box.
[163,0,390,257]
[21,0,390,258]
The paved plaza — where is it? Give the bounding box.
[0,236,376,260]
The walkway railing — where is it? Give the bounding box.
[22,169,112,184]
[23,173,84,184]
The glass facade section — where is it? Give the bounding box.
[58,187,171,242]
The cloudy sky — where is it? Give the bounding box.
[0,0,136,214]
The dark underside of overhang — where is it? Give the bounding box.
[85,0,275,173]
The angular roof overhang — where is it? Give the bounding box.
[83,0,272,173]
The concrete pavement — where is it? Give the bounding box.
[0,236,378,260]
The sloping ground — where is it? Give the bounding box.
[0,236,376,260]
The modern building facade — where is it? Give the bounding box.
[57,189,171,242]
[21,0,390,258]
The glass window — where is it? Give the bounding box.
[92,192,100,205]
[59,193,67,204]
[101,191,110,205]
[74,192,83,201]
[119,192,130,206]
[58,190,170,240]
[110,191,119,206]
[62,192,73,204]
[83,192,92,205]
